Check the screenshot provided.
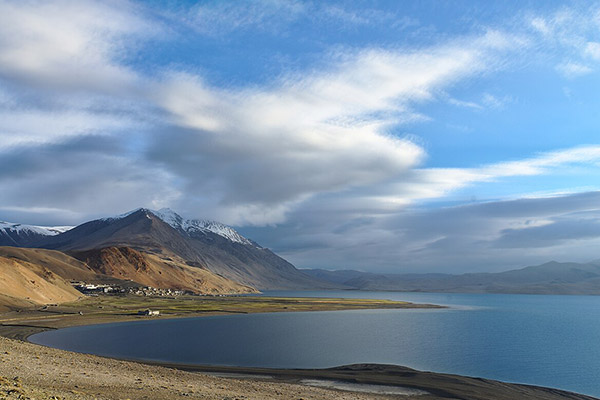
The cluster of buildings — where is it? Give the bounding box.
[72,283,123,295]
[127,286,186,297]
[71,282,188,297]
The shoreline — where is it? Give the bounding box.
[1,336,597,400]
[0,293,443,341]
[130,361,600,400]
[1,295,597,399]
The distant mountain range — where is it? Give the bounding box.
[0,221,72,247]
[3,206,600,311]
[304,261,600,295]
[0,208,333,309]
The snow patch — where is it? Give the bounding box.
[0,221,72,236]
[183,219,254,246]
[101,207,147,221]
[153,208,184,228]
[156,208,254,246]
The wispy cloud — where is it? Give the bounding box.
[344,145,600,214]
[556,61,593,78]
[182,0,307,35]
[166,1,409,37]
[528,5,600,78]
[584,41,600,60]
[481,93,512,109]
[148,30,519,224]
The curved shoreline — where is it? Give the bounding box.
[1,335,597,400]
[1,296,598,399]
[127,360,600,400]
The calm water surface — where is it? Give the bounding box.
[30,291,600,397]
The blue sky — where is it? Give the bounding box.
[2,0,600,273]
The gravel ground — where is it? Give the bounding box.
[0,336,408,400]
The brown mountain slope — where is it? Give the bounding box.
[0,246,257,311]
[0,246,99,281]
[0,293,38,312]
[36,209,332,290]
[0,248,84,310]
[70,246,258,294]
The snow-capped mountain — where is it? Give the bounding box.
[0,221,72,247]
[107,208,255,246]
[152,208,255,246]
[6,208,331,290]
[0,222,72,236]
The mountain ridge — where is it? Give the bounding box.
[103,208,256,246]
[0,221,73,247]
[29,208,332,290]
[303,260,600,295]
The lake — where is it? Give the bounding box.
[30,291,600,397]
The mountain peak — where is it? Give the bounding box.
[7,207,327,291]
[110,208,254,246]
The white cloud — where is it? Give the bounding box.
[0,108,140,149]
[481,93,511,109]
[556,61,593,78]
[584,41,600,60]
[414,145,600,200]
[0,0,152,94]
[447,97,483,110]
[170,1,405,37]
[530,17,552,36]
[484,146,600,177]
[178,0,307,35]
[528,6,600,78]
[149,30,521,225]
[0,140,181,226]
[281,144,600,233]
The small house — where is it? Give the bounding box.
[138,309,160,316]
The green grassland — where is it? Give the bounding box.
[0,294,442,340]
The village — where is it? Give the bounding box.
[71,282,189,298]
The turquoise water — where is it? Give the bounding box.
[30,291,600,397]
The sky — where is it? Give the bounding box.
[2,0,600,274]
